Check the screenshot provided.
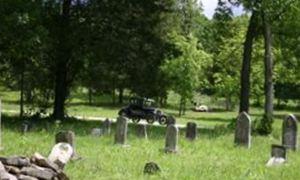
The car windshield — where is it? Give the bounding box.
[143,101,153,107]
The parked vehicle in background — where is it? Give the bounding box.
[118,97,168,125]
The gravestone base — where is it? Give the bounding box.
[266,144,286,167]
[164,148,178,154]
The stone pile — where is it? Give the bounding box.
[0,152,69,180]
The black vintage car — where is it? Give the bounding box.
[118,97,167,125]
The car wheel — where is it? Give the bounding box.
[159,116,167,125]
[132,118,140,123]
[146,118,155,124]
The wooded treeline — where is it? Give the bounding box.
[0,0,299,134]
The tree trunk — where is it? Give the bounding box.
[20,68,24,119]
[262,12,274,118]
[52,0,72,120]
[239,11,258,113]
[53,62,68,119]
[118,87,123,104]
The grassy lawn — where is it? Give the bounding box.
[1,87,300,179]
[1,116,300,179]
[1,87,299,128]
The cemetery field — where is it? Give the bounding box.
[1,116,300,179]
[0,87,299,128]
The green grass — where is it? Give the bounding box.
[1,116,300,179]
[1,88,300,179]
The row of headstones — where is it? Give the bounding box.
[113,116,198,152]
[234,112,298,166]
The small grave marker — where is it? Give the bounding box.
[186,122,197,140]
[114,116,128,145]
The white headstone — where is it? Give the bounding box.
[48,143,73,169]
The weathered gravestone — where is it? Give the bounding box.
[136,124,147,139]
[186,122,197,140]
[102,119,111,135]
[55,131,75,157]
[164,124,179,153]
[48,143,73,169]
[21,121,31,134]
[166,116,176,126]
[234,112,251,148]
[266,145,286,167]
[282,114,298,151]
[144,162,160,175]
[114,116,128,145]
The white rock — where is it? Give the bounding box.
[266,157,286,167]
[48,143,73,168]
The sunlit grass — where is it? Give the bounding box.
[1,116,300,179]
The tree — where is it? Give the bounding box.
[161,34,211,115]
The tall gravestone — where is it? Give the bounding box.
[55,131,76,157]
[164,124,179,153]
[282,114,298,150]
[114,116,128,145]
[234,112,251,148]
[136,124,147,139]
[102,119,112,135]
[186,122,197,140]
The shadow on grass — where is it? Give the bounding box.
[250,113,300,120]
[180,116,232,123]
[1,114,232,140]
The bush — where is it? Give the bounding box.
[254,114,273,135]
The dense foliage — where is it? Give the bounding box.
[0,0,299,123]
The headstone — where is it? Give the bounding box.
[48,143,73,169]
[55,131,75,156]
[102,119,111,135]
[234,112,251,148]
[266,145,286,167]
[144,162,160,175]
[114,116,128,145]
[91,128,102,137]
[186,122,197,140]
[164,124,179,153]
[21,121,30,134]
[167,116,176,126]
[282,114,298,151]
[136,124,147,139]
